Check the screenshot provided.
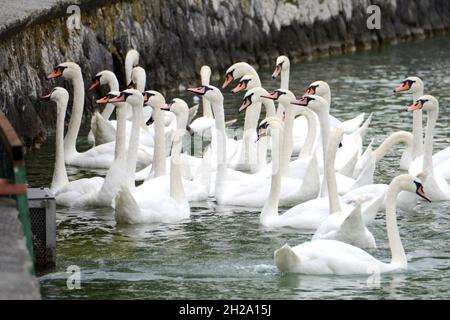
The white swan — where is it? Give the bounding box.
[393,76,424,165]
[311,127,375,249]
[223,62,265,172]
[407,96,450,201]
[189,65,216,134]
[274,174,431,275]
[188,85,319,207]
[87,70,119,145]
[302,81,372,174]
[291,94,372,195]
[114,92,190,224]
[133,94,210,201]
[394,77,450,178]
[41,87,104,206]
[47,62,153,169]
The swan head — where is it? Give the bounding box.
[303,81,330,100]
[407,95,438,113]
[231,74,257,94]
[96,91,120,104]
[47,62,81,80]
[187,85,223,104]
[125,49,140,65]
[161,98,189,115]
[239,87,270,113]
[40,87,69,105]
[257,116,283,142]
[109,89,144,107]
[394,76,423,94]
[128,66,146,90]
[291,94,329,113]
[143,90,166,109]
[261,89,296,106]
[272,55,290,79]
[395,174,431,202]
[89,70,117,90]
[222,62,254,88]
[200,65,212,81]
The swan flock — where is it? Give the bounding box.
[40,49,448,276]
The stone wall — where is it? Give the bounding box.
[0,0,449,147]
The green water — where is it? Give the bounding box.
[27,36,450,299]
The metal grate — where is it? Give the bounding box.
[29,207,47,266]
[27,188,56,270]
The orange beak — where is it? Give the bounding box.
[407,102,422,112]
[291,97,308,106]
[89,79,100,90]
[96,96,109,104]
[272,64,282,79]
[187,86,207,95]
[108,94,125,103]
[47,69,63,79]
[394,82,410,93]
[222,74,234,89]
[303,87,315,98]
[239,99,252,113]
[231,82,247,94]
[261,91,279,100]
[40,93,52,101]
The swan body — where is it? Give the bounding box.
[47,62,152,170]
[274,174,430,275]
[114,94,191,224]
[407,96,450,201]
[309,128,375,249]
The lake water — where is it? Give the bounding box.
[26,36,450,299]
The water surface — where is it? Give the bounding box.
[26,36,450,299]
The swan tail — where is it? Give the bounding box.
[338,148,359,178]
[353,140,374,179]
[193,152,212,194]
[352,153,376,190]
[341,113,365,134]
[91,112,116,145]
[114,185,141,225]
[357,113,373,141]
[336,203,375,248]
[299,153,321,201]
[274,244,301,273]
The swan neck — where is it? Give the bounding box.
[52,99,69,191]
[373,131,412,162]
[126,103,143,191]
[201,72,213,118]
[152,106,167,177]
[298,108,317,158]
[261,129,282,221]
[411,91,424,159]
[423,109,437,175]
[101,78,120,120]
[262,98,276,118]
[280,68,289,90]
[241,101,261,168]
[325,132,341,214]
[114,103,128,162]
[64,74,84,157]
[170,112,188,204]
[386,182,407,267]
[280,103,295,176]
[212,99,227,197]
